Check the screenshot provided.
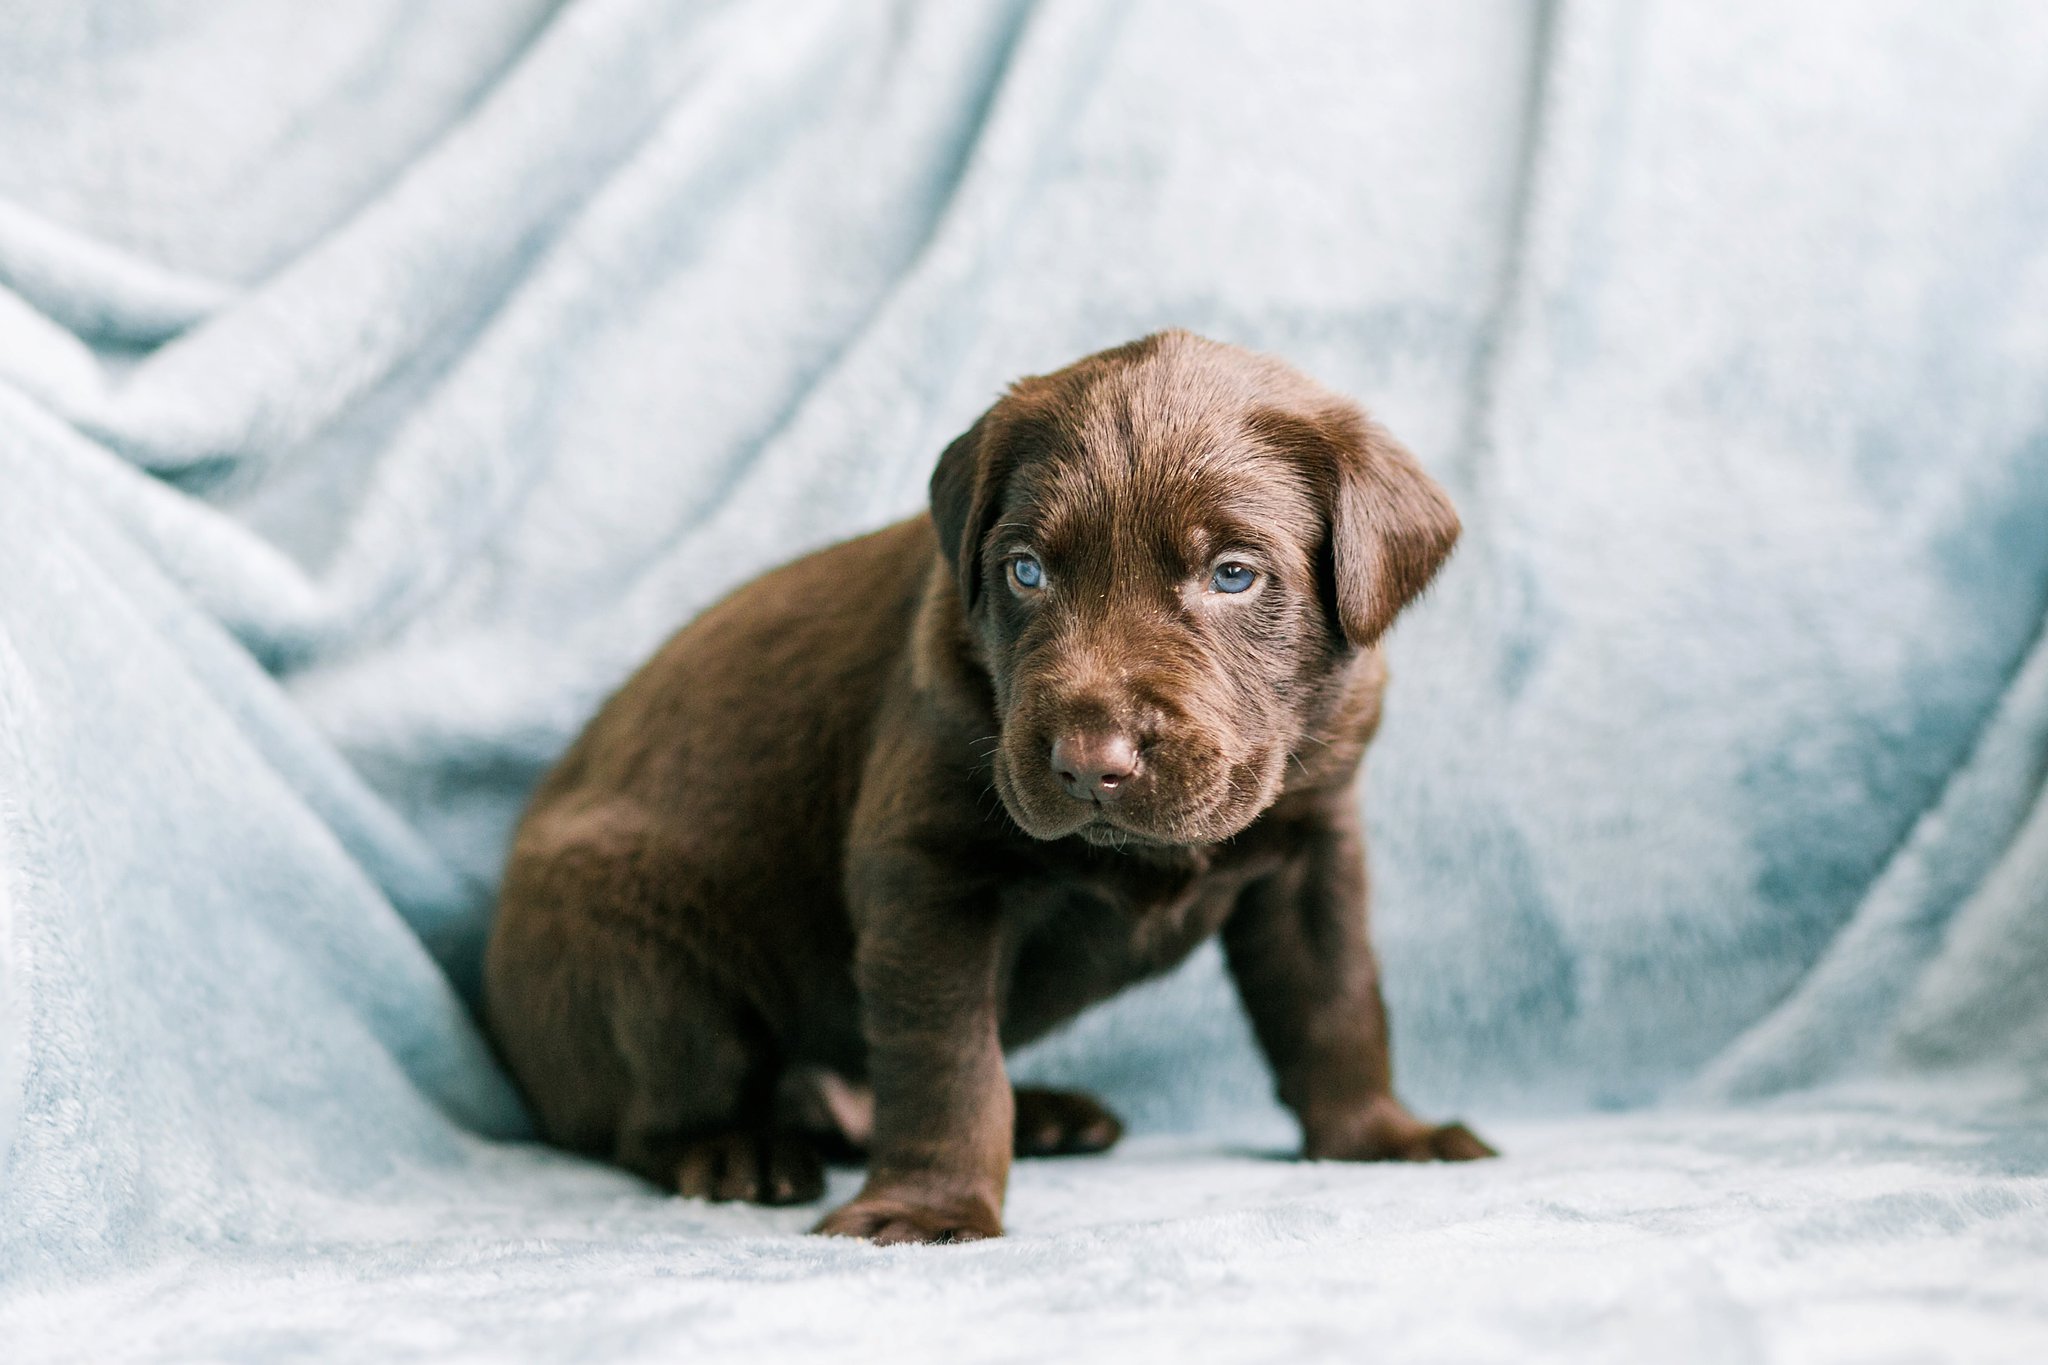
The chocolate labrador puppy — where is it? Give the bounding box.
[484,330,1492,1245]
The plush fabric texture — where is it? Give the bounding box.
[3,1,2046,1360]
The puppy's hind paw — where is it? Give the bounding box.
[673,1129,827,1205]
[1012,1086,1124,1157]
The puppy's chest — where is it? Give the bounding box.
[1071,867,1237,962]
[997,849,1275,1042]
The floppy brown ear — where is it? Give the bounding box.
[1254,404,1460,648]
[928,411,1005,612]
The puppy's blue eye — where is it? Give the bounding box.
[1010,556,1045,590]
[1210,563,1257,594]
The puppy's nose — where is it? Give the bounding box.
[1050,732,1141,803]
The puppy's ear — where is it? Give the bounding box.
[1254,403,1460,648]
[928,411,1006,612]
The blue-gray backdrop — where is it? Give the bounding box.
[3,3,2046,1361]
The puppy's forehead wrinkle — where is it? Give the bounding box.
[1080,377,1210,467]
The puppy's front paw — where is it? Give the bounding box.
[812,1188,1003,1245]
[1303,1098,1498,1163]
[1419,1121,1496,1162]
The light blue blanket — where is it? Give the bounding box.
[4,2,2047,1359]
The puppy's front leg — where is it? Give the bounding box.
[815,860,1012,1244]
[1222,810,1495,1163]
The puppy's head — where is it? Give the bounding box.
[931,331,1457,848]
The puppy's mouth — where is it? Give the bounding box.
[987,744,1275,849]
[1073,816,1175,851]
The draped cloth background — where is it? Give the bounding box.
[3,2,2046,1360]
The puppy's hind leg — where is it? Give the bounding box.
[490,806,828,1206]
[608,955,827,1207]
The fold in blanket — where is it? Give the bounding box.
[3,2,2046,1360]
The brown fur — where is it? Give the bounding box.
[484,331,1492,1246]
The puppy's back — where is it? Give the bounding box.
[540,516,933,826]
